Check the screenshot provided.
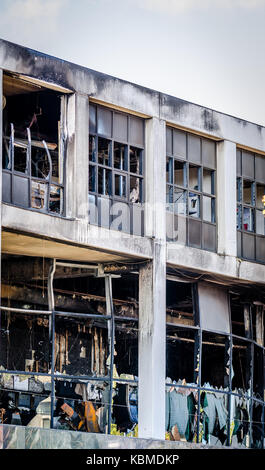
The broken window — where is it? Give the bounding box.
[112,381,138,436]
[0,255,139,437]
[165,382,199,443]
[166,127,216,251]
[229,397,251,448]
[252,401,264,449]
[166,326,198,383]
[54,317,108,377]
[232,338,251,392]
[88,104,145,236]
[0,373,51,428]
[174,160,186,187]
[0,309,50,373]
[237,149,265,263]
[230,296,248,338]
[166,280,196,326]
[114,142,127,170]
[53,377,109,433]
[2,73,66,215]
[253,345,264,400]
[165,275,265,447]
[201,332,229,389]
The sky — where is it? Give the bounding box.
[0,0,265,125]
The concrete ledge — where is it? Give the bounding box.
[0,424,231,449]
[2,204,153,262]
[167,243,265,285]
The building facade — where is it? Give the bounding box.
[0,39,264,449]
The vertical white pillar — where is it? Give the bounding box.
[65,92,89,220]
[217,140,237,257]
[138,246,166,440]
[0,69,3,289]
[144,117,166,240]
[138,117,166,440]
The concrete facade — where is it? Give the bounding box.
[0,39,264,449]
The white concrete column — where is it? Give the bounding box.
[138,243,166,440]
[0,69,3,286]
[65,92,89,220]
[144,117,166,239]
[138,117,166,440]
[217,140,237,257]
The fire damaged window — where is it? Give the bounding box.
[237,149,265,263]
[0,255,139,438]
[166,280,197,327]
[89,104,145,236]
[2,73,66,215]
[165,275,265,448]
[166,127,216,252]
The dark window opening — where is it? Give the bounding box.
[230,297,247,338]
[166,326,197,383]
[114,142,127,171]
[201,332,228,388]
[98,138,111,166]
[130,147,142,175]
[232,338,251,392]
[0,311,50,373]
[253,345,264,399]
[115,174,126,198]
[115,327,138,377]
[98,167,112,196]
[2,73,65,215]
[166,280,195,326]
[252,402,264,449]
[14,145,27,173]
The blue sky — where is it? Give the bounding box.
[0,0,265,125]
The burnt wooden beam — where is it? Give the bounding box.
[1,284,96,313]
[2,257,139,282]
[2,257,97,281]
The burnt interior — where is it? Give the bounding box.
[166,326,196,383]
[201,332,228,388]
[2,73,64,214]
[0,256,264,441]
[232,338,251,391]
[166,280,195,326]
[0,254,139,434]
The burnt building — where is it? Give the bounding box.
[0,38,264,449]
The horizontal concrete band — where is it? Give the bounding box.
[0,424,222,449]
[2,204,265,285]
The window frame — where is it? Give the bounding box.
[237,149,265,264]
[166,277,265,448]
[89,104,145,235]
[2,87,66,217]
[166,127,217,252]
